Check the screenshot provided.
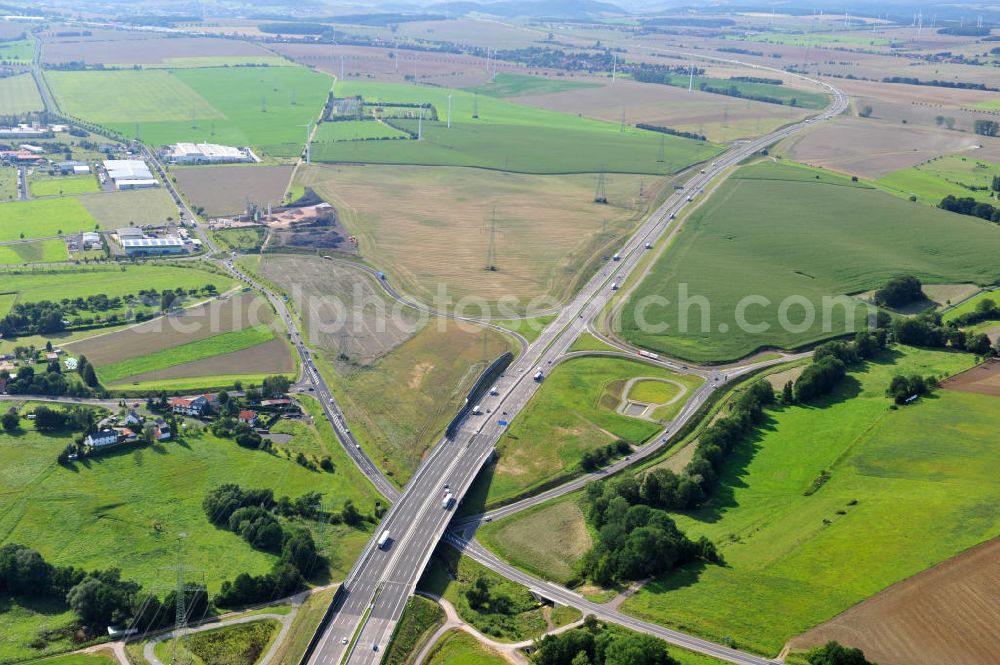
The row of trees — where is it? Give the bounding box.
[893,311,996,356]
[0,543,202,635]
[580,439,632,472]
[531,615,680,665]
[794,331,890,404]
[939,194,1000,223]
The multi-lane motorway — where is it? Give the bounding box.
[302,65,848,665]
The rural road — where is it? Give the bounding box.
[142,612,293,665]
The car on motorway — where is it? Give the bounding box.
[341,637,348,645]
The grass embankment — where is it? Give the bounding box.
[424,630,506,665]
[621,346,997,656]
[310,80,720,174]
[632,73,828,110]
[270,587,337,665]
[211,227,267,252]
[323,320,511,485]
[418,545,580,643]
[47,66,333,157]
[0,239,70,265]
[621,160,1000,363]
[153,619,280,665]
[383,596,446,665]
[486,356,703,507]
[98,325,275,384]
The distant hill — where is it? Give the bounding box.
[431,0,627,19]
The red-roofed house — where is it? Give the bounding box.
[238,410,258,427]
[170,395,210,416]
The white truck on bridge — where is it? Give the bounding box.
[377,530,391,550]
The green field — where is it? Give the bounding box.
[48,67,333,156]
[727,31,892,48]
[971,99,1000,111]
[632,73,828,110]
[98,325,276,384]
[311,80,720,174]
[0,167,17,201]
[0,292,15,316]
[875,155,1000,206]
[105,374,280,394]
[0,197,98,242]
[424,631,506,665]
[0,39,34,63]
[465,73,602,98]
[0,72,44,115]
[620,347,1000,656]
[0,264,231,309]
[29,175,99,197]
[0,239,69,264]
[132,56,293,68]
[621,160,1000,362]
[0,412,379,660]
[943,289,999,323]
[486,357,703,507]
[212,226,267,252]
[312,120,408,142]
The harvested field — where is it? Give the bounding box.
[40,33,277,66]
[113,337,294,385]
[300,164,659,311]
[66,293,271,367]
[511,79,811,143]
[789,537,1000,665]
[776,116,995,178]
[271,42,501,87]
[250,254,417,365]
[940,360,1000,398]
[172,164,293,216]
[77,187,178,228]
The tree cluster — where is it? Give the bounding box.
[874,276,925,309]
[531,615,679,665]
[886,374,933,404]
[1,365,93,398]
[881,76,993,91]
[578,485,720,586]
[580,440,631,472]
[806,641,878,665]
[939,194,1000,223]
[794,331,889,403]
[976,120,1000,137]
[634,123,707,142]
[950,298,999,328]
[0,543,198,634]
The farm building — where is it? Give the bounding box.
[102,159,158,190]
[163,143,257,164]
[85,429,119,448]
[121,237,185,256]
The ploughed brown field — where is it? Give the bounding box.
[789,537,1000,665]
[117,337,294,384]
[940,359,1000,398]
[39,32,275,65]
[173,165,294,216]
[66,293,273,366]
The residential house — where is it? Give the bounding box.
[170,395,210,417]
[238,410,259,427]
[154,418,171,441]
[117,428,138,442]
[85,429,119,448]
[124,410,143,427]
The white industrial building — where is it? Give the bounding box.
[164,143,257,164]
[116,227,144,241]
[81,232,101,249]
[121,237,185,256]
[102,160,158,190]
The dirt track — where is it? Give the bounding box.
[789,536,1000,665]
